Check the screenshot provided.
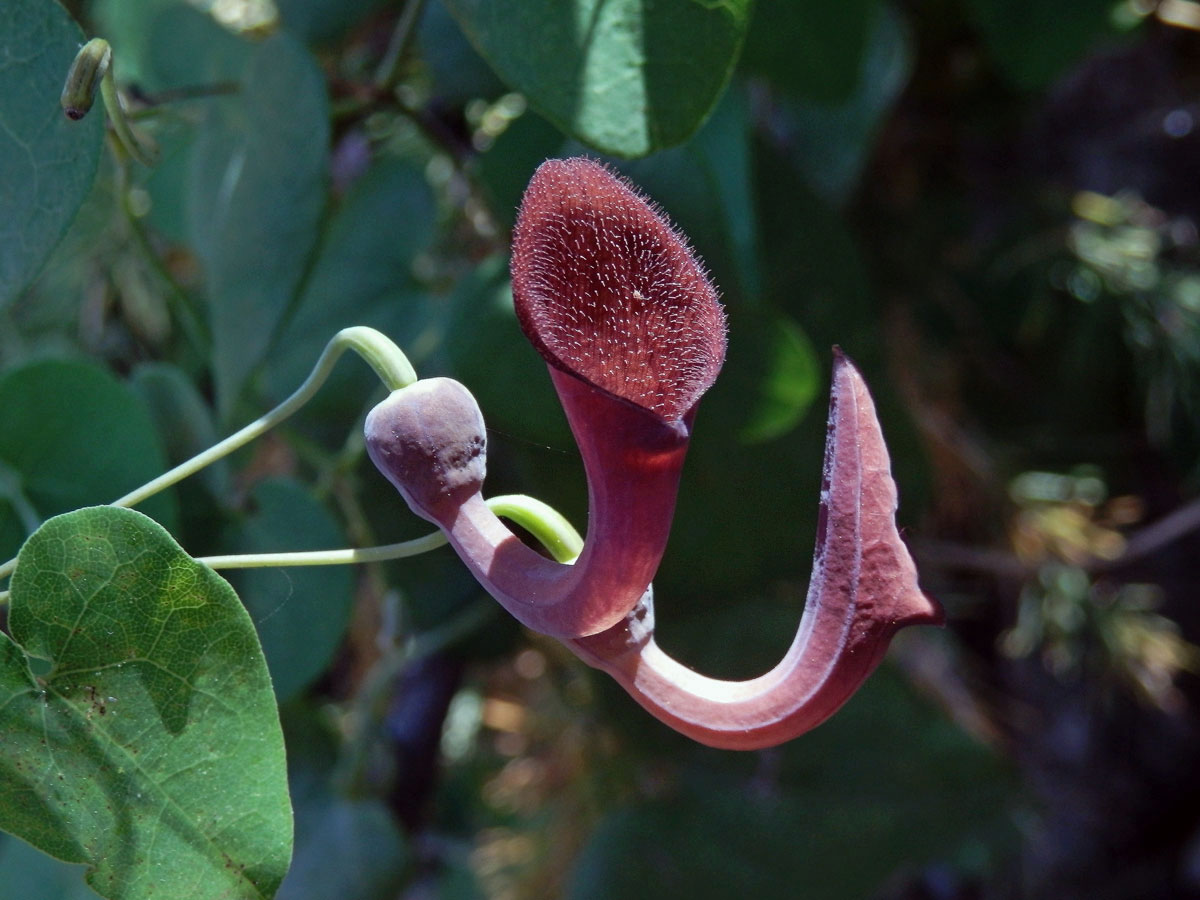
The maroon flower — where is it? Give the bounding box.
[366,158,942,748]
[569,350,943,749]
[366,157,724,638]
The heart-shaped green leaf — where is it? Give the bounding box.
[0,506,292,900]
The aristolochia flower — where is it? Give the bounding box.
[366,157,724,638]
[366,158,942,748]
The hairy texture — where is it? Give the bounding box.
[511,157,726,421]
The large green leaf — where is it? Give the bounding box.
[0,359,177,563]
[260,158,435,431]
[0,506,292,900]
[186,30,329,419]
[0,0,104,308]
[222,479,354,703]
[442,0,753,158]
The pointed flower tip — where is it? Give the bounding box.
[828,346,946,633]
[511,157,727,422]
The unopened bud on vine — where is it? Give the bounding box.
[61,38,112,121]
[364,378,487,523]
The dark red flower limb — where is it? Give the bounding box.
[366,158,726,639]
[363,370,697,638]
[567,351,944,750]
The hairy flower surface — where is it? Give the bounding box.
[367,159,941,748]
[367,157,725,638]
[511,156,725,421]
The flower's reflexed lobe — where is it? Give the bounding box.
[511,157,727,421]
[569,351,943,750]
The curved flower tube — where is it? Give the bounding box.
[366,157,943,748]
[366,158,725,638]
[567,351,943,750]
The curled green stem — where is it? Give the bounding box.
[0,329,581,606]
[110,327,415,511]
[486,494,583,563]
[0,327,418,588]
[61,38,111,120]
[195,494,580,570]
[99,65,158,167]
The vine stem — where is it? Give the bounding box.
[109,326,415,511]
[0,327,415,588]
[197,532,448,569]
[97,52,158,167]
[195,493,581,569]
[0,492,579,606]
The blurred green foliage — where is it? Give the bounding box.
[4,0,1198,897]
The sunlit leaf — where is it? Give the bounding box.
[0,506,292,900]
[442,0,753,157]
[0,0,104,308]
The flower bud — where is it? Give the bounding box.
[364,378,487,523]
